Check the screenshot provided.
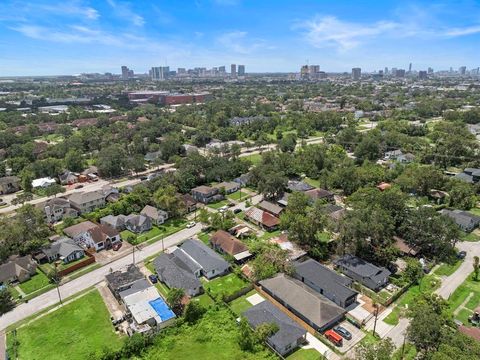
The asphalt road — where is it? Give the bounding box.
[0,223,203,331]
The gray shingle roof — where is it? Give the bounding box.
[153,253,202,294]
[294,259,357,303]
[243,300,306,351]
[260,274,346,330]
[42,237,83,259]
[287,180,314,192]
[180,239,230,274]
[334,255,391,283]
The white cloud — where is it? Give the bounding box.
[106,0,144,26]
[29,1,99,20]
[444,25,480,37]
[217,31,268,54]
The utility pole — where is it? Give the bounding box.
[400,330,407,359]
[54,262,62,305]
[373,303,379,337]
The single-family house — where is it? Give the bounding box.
[243,300,307,356]
[100,214,127,231]
[393,236,419,257]
[63,221,98,240]
[38,198,78,223]
[384,149,403,160]
[177,193,197,214]
[258,200,284,217]
[287,180,314,192]
[322,204,346,222]
[259,274,346,332]
[334,255,391,291]
[58,171,78,185]
[269,233,306,261]
[304,188,335,203]
[213,181,240,194]
[455,168,480,184]
[0,255,37,284]
[140,205,168,225]
[440,209,480,232]
[32,177,56,188]
[179,239,230,279]
[125,214,152,233]
[397,153,415,163]
[152,253,203,297]
[37,236,85,264]
[0,176,20,194]
[245,207,280,231]
[106,264,145,298]
[191,185,223,204]
[84,224,121,251]
[144,150,162,163]
[293,258,358,308]
[68,190,106,214]
[233,173,251,187]
[209,230,252,262]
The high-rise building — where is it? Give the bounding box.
[459,66,466,75]
[408,63,412,73]
[384,67,389,75]
[121,66,130,80]
[352,67,361,80]
[395,69,406,78]
[300,65,309,79]
[151,66,170,81]
[418,71,427,80]
[231,64,237,77]
[219,66,226,74]
[428,67,434,74]
[238,65,245,76]
[177,68,186,75]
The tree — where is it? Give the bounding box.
[474,256,479,281]
[403,258,424,284]
[183,301,205,324]
[277,133,297,153]
[237,317,257,352]
[166,288,185,315]
[19,168,34,193]
[254,323,279,343]
[354,337,394,360]
[0,288,15,315]
[448,180,476,210]
[44,183,66,198]
[197,208,210,225]
[64,149,85,172]
[153,185,185,218]
[96,144,127,177]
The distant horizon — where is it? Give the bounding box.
[1,0,480,76]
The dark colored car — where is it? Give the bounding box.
[333,326,352,341]
[233,208,242,214]
[148,274,158,284]
[458,251,467,259]
[75,184,84,189]
[112,242,122,251]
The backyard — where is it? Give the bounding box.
[7,290,123,360]
[228,289,258,315]
[120,219,187,245]
[286,348,325,360]
[202,273,250,299]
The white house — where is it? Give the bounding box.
[32,177,57,188]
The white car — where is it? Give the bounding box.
[219,205,229,213]
[186,221,196,228]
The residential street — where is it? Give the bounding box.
[0,223,203,331]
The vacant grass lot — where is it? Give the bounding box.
[138,308,275,360]
[286,349,324,360]
[227,190,250,202]
[203,273,249,299]
[18,270,51,295]
[241,153,262,166]
[450,272,480,324]
[207,199,231,209]
[121,219,186,245]
[7,290,123,360]
[434,259,463,276]
[228,289,258,316]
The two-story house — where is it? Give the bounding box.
[191,185,224,204]
[68,190,106,214]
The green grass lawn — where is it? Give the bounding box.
[207,199,231,209]
[392,343,417,360]
[191,293,215,308]
[202,273,249,299]
[227,190,250,202]
[228,290,258,316]
[138,307,274,360]
[286,348,324,360]
[456,308,473,325]
[259,229,281,240]
[241,153,262,166]
[461,231,480,242]
[198,232,211,245]
[434,259,463,276]
[469,208,480,216]
[17,270,51,295]
[449,271,480,317]
[7,290,123,360]
[304,177,321,188]
[121,219,187,245]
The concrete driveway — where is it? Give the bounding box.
[337,321,366,352]
[302,333,340,360]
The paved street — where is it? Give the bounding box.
[0,223,202,331]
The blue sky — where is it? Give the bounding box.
[1,0,480,75]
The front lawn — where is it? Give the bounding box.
[228,289,258,316]
[449,271,480,318]
[17,270,51,295]
[121,219,187,245]
[469,207,480,216]
[7,290,123,360]
[434,259,463,276]
[137,307,274,360]
[198,232,210,245]
[227,190,250,202]
[207,199,231,210]
[286,349,324,360]
[461,231,480,242]
[241,153,262,166]
[202,273,249,300]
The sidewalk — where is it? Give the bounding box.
[0,332,5,360]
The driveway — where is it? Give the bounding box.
[337,321,366,352]
[302,333,340,360]
[0,223,203,331]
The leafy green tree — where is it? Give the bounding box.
[0,288,15,315]
[237,317,257,352]
[166,288,185,315]
[403,258,424,285]
[44,183,65,198]
[153,185,185,218]
[64,149,85,172]
[183,301,206,324]
[354,337,394,360]
[254,323,279,343]
[448,180,476,210]
[96,144,127,177]
[277,133,297,153]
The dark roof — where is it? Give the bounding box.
[334,255,391,282]
[258,200,284,216]
[294,259,357,302]
[63,221,98,238]
[210,230,249,256]
[260,274,346,330]
[118,279,150,300]
[243,300,306,350]
[153,253,202,294]
[180,239,230,274]
[105,264,144,293]
[42,237,83,259]
[440,209,480,229]
[287,180,314,192]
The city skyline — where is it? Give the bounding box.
[1,0,480,76]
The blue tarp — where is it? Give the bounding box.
[149,297,176,322]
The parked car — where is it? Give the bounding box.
[219,205,229,213]
[233,208,242,214]
[324,329,343,346]
[75,184,84,189]
[148,274,158,284]
[458,251,467,259]
[186,221,196,228]
[112,242,122,251]
[333,326,352,340]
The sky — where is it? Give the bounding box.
[1,0,480,76]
